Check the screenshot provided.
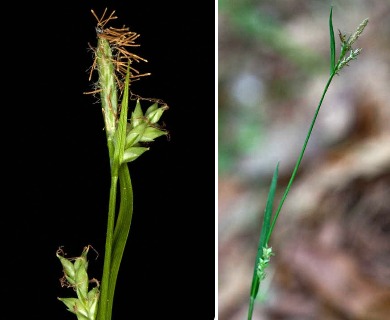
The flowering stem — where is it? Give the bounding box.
[266,71,335,243]
[98,172,119,320]
[107,164,133,317]
[247,8,368,319]
[266,10,369,242]
[57,9,168,320]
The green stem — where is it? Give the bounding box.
[266,71,336,244]
[247,71,336,320]
[106,163,134,317]
[97,167,119,320]
[97,63,131,320]
[247,297,255,320]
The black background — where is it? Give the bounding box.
[7,1,215,318]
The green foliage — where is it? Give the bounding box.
[247,163,279,319]
[57,9,168,320]
[247,7,368,319]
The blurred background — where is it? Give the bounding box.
[218,0,390,319]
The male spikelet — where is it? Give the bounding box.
[88,8,168,160]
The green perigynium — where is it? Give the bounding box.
[256,246,274,281]
[123,100,168,163]
[57,246,99,320]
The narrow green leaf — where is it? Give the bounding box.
[329,6,336,75]
[100,64,131,320]
[260,162,279,246]
[114,63,131,167]
[106,164,133,318]
[247,162,279,320]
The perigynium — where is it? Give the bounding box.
[247,7,368,320]
[57,246,100,320]
[56,8,168,320]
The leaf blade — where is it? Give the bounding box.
[329,6,336,74]
[247,162,279,319]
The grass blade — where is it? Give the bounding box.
[107,163,133,317]
[247,162,279,320]
[329,6,336,74]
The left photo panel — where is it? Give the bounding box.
[6,1,216,319]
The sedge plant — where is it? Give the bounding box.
[247,7,368,319]
[56,8,169,320]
